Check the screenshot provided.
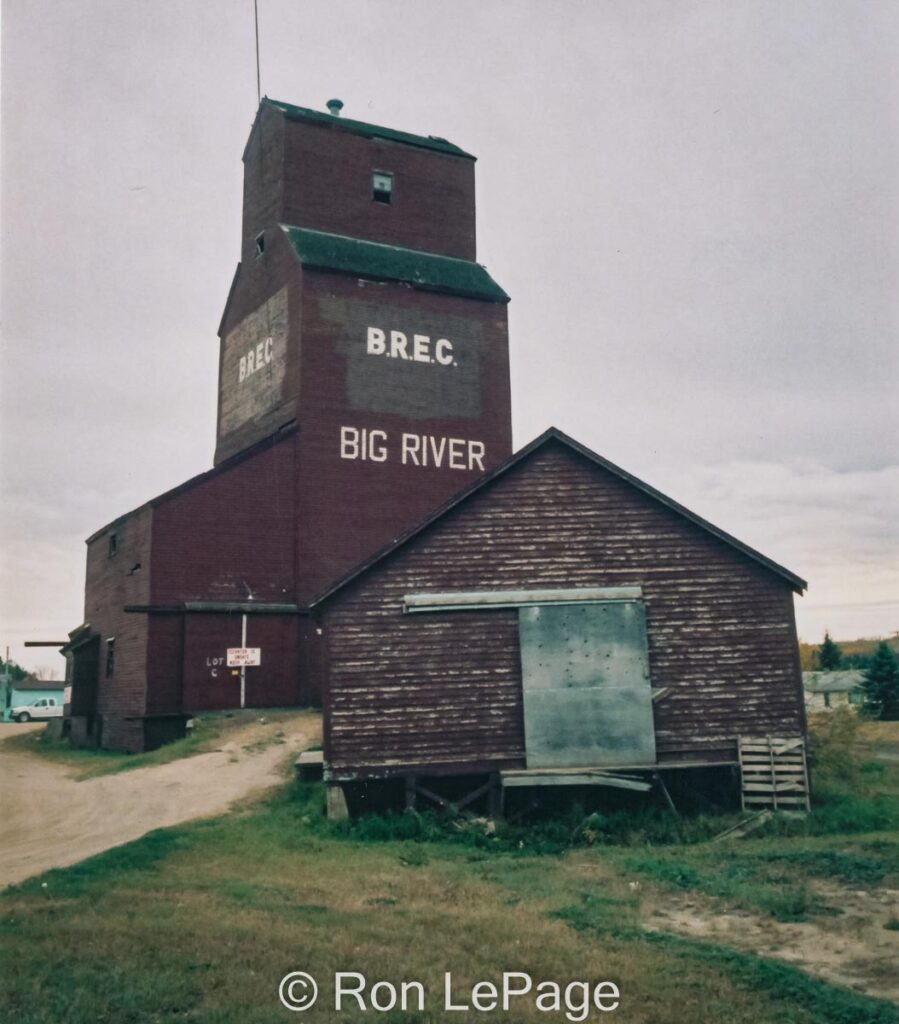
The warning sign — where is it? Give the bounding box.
[227,647,261,667]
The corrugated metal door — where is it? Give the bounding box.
[519,601,655,768]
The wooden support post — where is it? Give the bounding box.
[768,735,778,811]
[488,772,504,822]
[405,775,417,812]
[326,783,349,821]
[653,772,678,815]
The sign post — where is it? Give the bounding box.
[226,618,261,710]
[240,614,246,710]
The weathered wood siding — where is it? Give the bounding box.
[322,441,805,779]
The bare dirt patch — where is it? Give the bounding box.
[644,881,899,1003]
[0,713,320,888]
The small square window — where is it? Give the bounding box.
[108,533,118,558]
[372,171,393,204]
[105,638,116,678]
[255,232,266,257]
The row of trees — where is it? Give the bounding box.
[815,631,886,670]
[816,632,899,720]
[0,656,29,682]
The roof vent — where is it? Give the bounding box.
[326,98,344,117]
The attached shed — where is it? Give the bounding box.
[311,428,808,816]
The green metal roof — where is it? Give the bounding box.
[265,98,475,160]
[281,226,509,303]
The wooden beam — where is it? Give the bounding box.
[653,772,678,814]
[502,772,651,792]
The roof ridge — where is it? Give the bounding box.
[284,225,486,267]
[263,97,475,160]
[280,225,509,303]
[307,427,806,606]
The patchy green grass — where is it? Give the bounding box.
[3,779,899,1024]
[624,839,899,921]
[619,756,899,922]
[3,709,318,779]
[3,719,897,1023]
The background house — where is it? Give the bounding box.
[803,671,865,712]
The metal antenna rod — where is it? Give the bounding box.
[254,0,261,104]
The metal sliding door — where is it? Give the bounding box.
[519,601,655,768]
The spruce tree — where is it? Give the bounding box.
[817,631,843,671]
[861,642,899,720]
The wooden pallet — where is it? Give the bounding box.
[738,736,810,812]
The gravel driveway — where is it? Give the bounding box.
[0,717,317,888]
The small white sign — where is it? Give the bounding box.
[227,647,261,667]
[63,685,72,704]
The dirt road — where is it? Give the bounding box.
[646,882,899,1003]
[0,716,318,888]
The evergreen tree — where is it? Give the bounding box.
[861,642,899,720]
[817,631,843,671]
[0,656,28,682]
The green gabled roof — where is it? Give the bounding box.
[265,98,475,160]
[280,226,509,303]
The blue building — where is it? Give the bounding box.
[1,674,66,722]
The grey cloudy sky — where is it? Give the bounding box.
[2,0,897,676]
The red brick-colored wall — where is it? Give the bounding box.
[75,99,507,749]
[242,103,476,263]
[151,433,297,606]
[83,507,153,726]
[321,441,806,780]
[180,612,300,712]
[294,270,512,601]
[76,507,154,751]
[145,615,183,716]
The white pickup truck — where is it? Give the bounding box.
[10,697,63,722]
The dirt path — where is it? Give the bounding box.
[645,882,899,1003]
[0,716,318,888]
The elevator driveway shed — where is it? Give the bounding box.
[310,428,807,817]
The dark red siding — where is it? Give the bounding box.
[321,441,806,779]
[294,271,512,601]
[242,103,476,264]
[73,98,511,750]
[181,613,300,712]
[151,434,297,605]
[145,615,183,716]
[80,507,153,751]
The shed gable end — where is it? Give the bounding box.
[323,440,806,776]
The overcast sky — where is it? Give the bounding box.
[2,0,897,676]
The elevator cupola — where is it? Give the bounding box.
[240,97,477,264]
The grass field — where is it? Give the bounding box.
[2,713,898,1023]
